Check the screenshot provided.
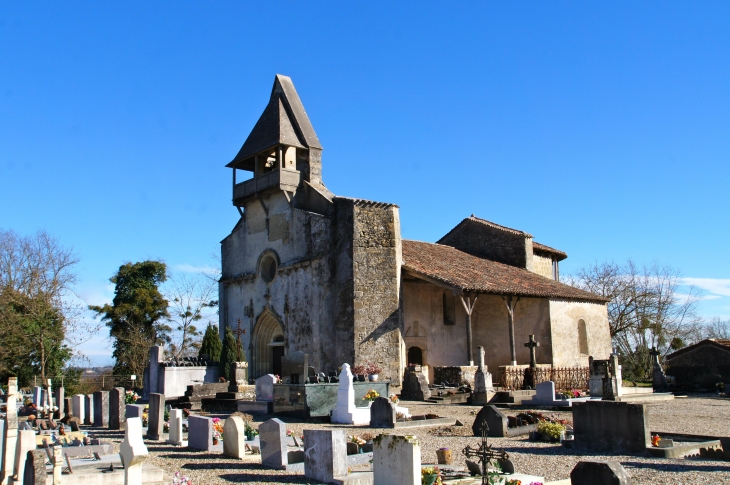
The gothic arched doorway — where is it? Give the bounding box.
[252,310,285,378]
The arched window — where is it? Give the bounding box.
[408,346,423,366]
[578,319,589,355]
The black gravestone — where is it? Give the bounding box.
[571,461,631,485]
[369,397,396,428]
[472,405,507,437]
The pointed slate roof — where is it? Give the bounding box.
[227,74,322,169]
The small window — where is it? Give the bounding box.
[443,292,455,326]
[260,253,278,283]
[578,319,589,354]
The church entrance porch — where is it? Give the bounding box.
[252,310,285,379]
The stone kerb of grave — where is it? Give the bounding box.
[120,417,150,485]
[572,401,650,454]
[303,429,347,484]
[472,405,536,438]
[223,416,247,459]
[571,460,631,485]
[373,434,420,485]
[331,364,371,425]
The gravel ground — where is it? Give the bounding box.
[90,397,730,485]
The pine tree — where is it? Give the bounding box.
[198,324,222,362]
[220,326,239,382]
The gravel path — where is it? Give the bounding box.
[90,397,730,484]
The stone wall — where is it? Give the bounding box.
[532,253,554,279]
[548,299,612,367]
[349,200,403,383]
[437,218,533,270]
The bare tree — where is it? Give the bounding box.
[705,317,730,340]
[566,260,704,380]
[164,273,218,359]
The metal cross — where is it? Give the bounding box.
[462,420,510,485]
[232,319,246,355]
[524,334,540,368]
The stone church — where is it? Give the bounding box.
[219,75,612,384]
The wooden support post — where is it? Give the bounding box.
[459,294,478,366]
[502,296,521,366]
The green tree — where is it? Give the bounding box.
[89,261,169,379]
[198,324,222,362]
[220,326,244,381]
[0,230,79,386]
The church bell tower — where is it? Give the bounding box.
[226,75,324,209]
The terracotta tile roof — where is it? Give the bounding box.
[402,239,607,302]
[532,241,568,261]
[465,215,532,237]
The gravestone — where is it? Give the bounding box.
[32,387,42,407]
[526,380,574,407]
[650,347,668,392]
[472,405,508,437]
[223,416,246,459]
[109,387,126,430]
[120,417,149,485]
[303,429,347,483]
[126,404,146,420]
[331,364,371,425]
[72,394,85,423]
[84,394,94,425]
[167,409,184,446]
[93,391,109,428]
[370,397,396,428]
[573,401,649,453]
[229,362,249,393]
[571,460,630,485]
[373,434,421,485]
[52,445,62,485]
[589,355,622,399]
[255,375,276,402]
[23,450,49,485]
[400,367,431,401]
[259,418,287,469]
[12,429,35,484]
[54,387,64,419]
[146,393,165,441]
[63,397,72,418]
[472,346,493,405]
[188,416,214,451]
[1,378,19,485]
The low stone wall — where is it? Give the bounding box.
[433,366,477,387]
[160,366,220,399]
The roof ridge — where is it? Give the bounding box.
[468,215,533,238]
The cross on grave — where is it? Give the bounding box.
[524,335,539,369]
[462,420,512,485]
[649,346,661,366]
[232,319,246,355]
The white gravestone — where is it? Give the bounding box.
[472,346,493,405]
[255,375,276,402]
[1,378,19,485]
[167,409,185,446]
[12,429,36,483]
[120,417,149,485]
[72,394,85,421]
[374,434,421,485]
[331,364,371,425]
[223,416,247,459]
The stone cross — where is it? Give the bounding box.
[649,347,661,366]
[525,335,540,368]
[232,319,246,356]
[167,409,184,446]
[120,417,149,485]
[373,435,421,485]
[1,378,19,485]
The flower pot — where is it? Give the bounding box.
[368,374,379,382]
[436,448,453,465]
[357,375,366,382]
[422,474,438,485]
[213,438,219,445]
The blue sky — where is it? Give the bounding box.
[2,3,729,365]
